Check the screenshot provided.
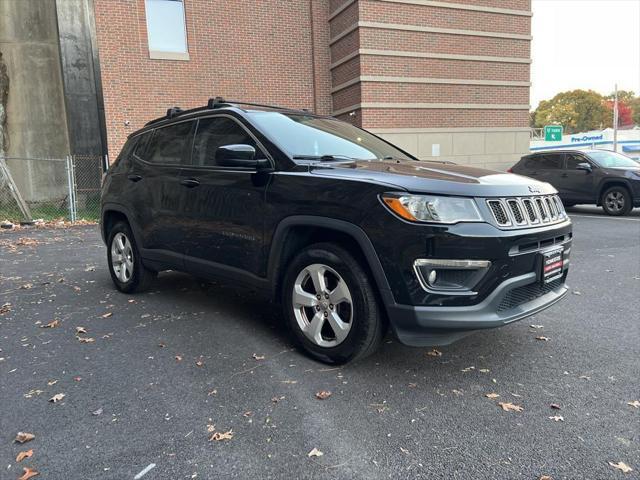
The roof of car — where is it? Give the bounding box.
[130,98,326,137]
[527,149,610,156]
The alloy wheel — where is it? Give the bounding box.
[292,263,353,348]
[111,232,134,283]
[605,191,625,213]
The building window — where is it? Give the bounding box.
[145,0,189,60]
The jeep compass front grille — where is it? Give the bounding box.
[486,195,566,229]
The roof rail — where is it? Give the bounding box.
[144,97,312,127]
[207,97,306,112]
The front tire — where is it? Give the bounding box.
[107,221,155,293]
[282,243,386,364]
[601,186,632,216]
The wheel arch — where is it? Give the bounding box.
[101,203,141,247]
[267,216,393,305]
[597,180,632,206]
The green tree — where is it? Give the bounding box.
[533,90,609,134]
[606,90,636,103]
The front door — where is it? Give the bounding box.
[179,115,271,279]
[555,153,596,203]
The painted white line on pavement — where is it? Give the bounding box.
[569,214,640,222]
[134,463,156,479]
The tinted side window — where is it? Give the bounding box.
[566,154,587,169]
[523,156,538,169]
[112,136,138,170]
[192,117,264,167]
[146,121,194,165]
[133,132,153,160]
[537,154,563,169]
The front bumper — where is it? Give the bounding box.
[384,271,568,347]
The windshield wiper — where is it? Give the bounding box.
[292,154,358,162]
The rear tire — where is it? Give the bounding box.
[107,221,156,293]
[282,243,386,364]
[601,186,632,216]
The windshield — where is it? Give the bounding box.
[588,150,639,168]
[248,112,414,161]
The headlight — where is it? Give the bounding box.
[381,193,482,223]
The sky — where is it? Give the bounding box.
[531,0,640,108]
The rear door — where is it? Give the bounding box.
[555,153,596,203]
[130,120,195,267]
[531,153,565,191]
[179,115,272,278]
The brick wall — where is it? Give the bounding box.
[95,0,532,166]
[94,0,332,157]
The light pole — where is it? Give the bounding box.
[613,83,618,152]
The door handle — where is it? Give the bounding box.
[180,178,200,188]
[127,174,142,182]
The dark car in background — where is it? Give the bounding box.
[511,149,640,216]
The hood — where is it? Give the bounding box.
[309,159,557,197]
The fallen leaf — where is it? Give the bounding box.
[209,429,234,441]
[281,380,298,384]
[485,393,500,399]
[158,342,166,348]
[627,400,640,409]
[196,360,204,367]
[550,403,561,410]
[75,326,87,334]
[408,383,417,388]
[49,393,65,403]
[498,402,523,412]
[399,446,410,454]
[608,461,633,473]
[73,376,82,382]
[530,324,544,329]
[315,390,332,400]
[40,319,59,329]
[18,467,39,480]
[461,366,475,372]
[47,380,58,386]
[175,355,183,362]
[77,336,95,343]
[207,389,217,396]
[572,290,582,295]
[271,396,285,403]
[15,432,35,444]
[252,353,265,360]
[539,476,553,480]
[426,349,442,357]
[101,312,113,318]
[16,449,33,462]
[207,424,216,433]
[479,368,490,373]
[307,447,323,457]
[20,283,33,290]
[92,408,103,416]
[535,336,550,341]
[243,411,253,417]
[549,415,564,422]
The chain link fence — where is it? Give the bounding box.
[0,155,106,224]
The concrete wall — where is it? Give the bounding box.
[56,0,107,157]
[374,128,530,171]
[0,0,70,201]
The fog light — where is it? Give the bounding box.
[413,259,491,295]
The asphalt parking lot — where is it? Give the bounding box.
[1,207,639,479]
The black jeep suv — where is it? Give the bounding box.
[100,98,572,364]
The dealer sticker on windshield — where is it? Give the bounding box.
[541,248,564,284]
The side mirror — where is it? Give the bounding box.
[576,162,592,172]
[215,144,269,169]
